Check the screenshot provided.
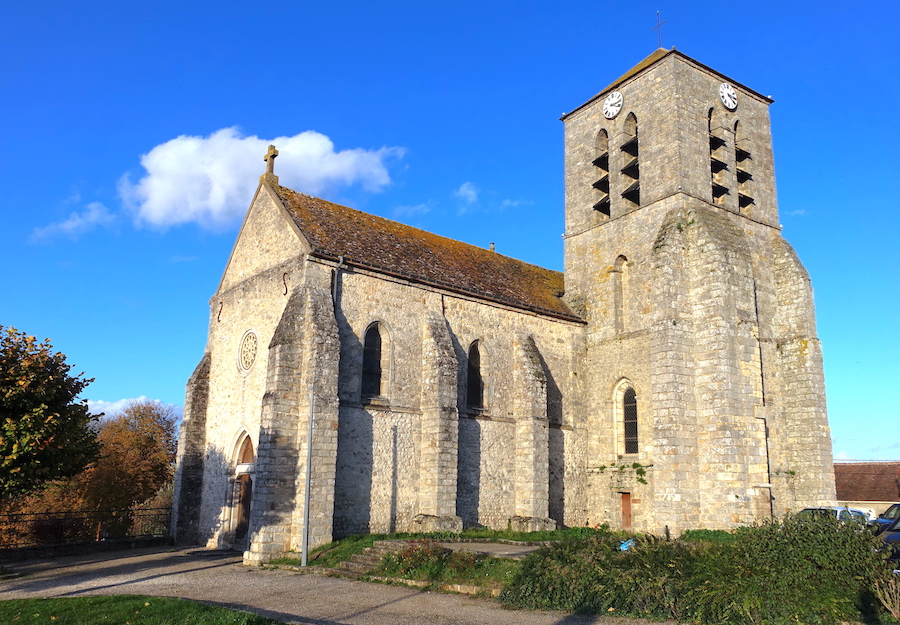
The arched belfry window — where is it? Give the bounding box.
[620,114,640,208]
[592,129,611,218]
[362,323,383,399]
[623,387,638,454]
[734,120,754,212]
[709,108,730,206]
[466,341,484,411]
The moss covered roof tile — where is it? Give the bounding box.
[274,186,581,322]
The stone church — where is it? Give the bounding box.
[172,49,836,563]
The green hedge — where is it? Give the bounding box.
[500,516,896,624]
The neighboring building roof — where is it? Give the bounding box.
[273,185,582,322]
[834,462,900,502]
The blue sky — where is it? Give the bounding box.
[1,1,897,460]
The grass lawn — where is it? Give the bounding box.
[0,595,285,624]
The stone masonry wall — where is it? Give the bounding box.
[331,264,581,535]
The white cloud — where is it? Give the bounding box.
[118,127,404,230]
[834,450,849,460]
[786,209,807,217]
[88,396,183,421]
[453,181,479,209]
[30,202,115,241]
[392,203,432,218]
[500,198,524,209]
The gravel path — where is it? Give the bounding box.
[0,546,673,625]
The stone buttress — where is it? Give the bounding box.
[172,353,211,544]
[414,311,463,531]
[510,333,556,531]
[244,276,340,564]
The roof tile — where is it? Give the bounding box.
[273,186,581,322]
[834,462,900,502]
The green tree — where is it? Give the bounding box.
[0,326,100,497]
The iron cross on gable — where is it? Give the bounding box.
[264,145,279,174]
[652,11,667,48]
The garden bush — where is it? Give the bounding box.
[372,539,518,588]
[501,515,895,624]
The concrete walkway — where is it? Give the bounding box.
[0,546,672,625]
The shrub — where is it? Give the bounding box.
[501,516,894,624]
[680,528,736,544]
[373,539,517,587]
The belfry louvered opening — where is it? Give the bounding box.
[620,114,640,208]
[709,108,730,206]
[735,121,754,211]
[592,130,611,217]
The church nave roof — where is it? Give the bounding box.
[273,185,581,322]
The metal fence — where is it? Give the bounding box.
[0,508,171,549]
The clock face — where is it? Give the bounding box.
[719,83,738,110]
[602,91,624,119]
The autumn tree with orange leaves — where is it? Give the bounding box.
[78,400,177,511]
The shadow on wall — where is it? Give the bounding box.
[174,445,230,547]
[449,327,482,528]
[332,284,374,538]
[458,416,482,527]
[536,349,566,527]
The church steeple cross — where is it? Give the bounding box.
[652,11,667,48]
[260,144,280,185]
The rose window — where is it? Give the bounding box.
[239,331,258,370]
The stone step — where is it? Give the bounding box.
[350,553,383,566]
[333,540,414,577]
[371,540,411,552]
[339,560,374,574]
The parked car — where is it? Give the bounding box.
[796,506,873,528]
[873,503,900,535]
[878,517,900,562]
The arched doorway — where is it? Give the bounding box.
[232,434,255,547]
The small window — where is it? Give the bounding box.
[362,323,382,398]
[466,341,484,411]
[623,387,638,454]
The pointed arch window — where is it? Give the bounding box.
[623,387,638,454]
[362,323,383,398]
[466,341,484,411]
[237,435,255,464]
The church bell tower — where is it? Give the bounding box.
[561,49,835,533]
